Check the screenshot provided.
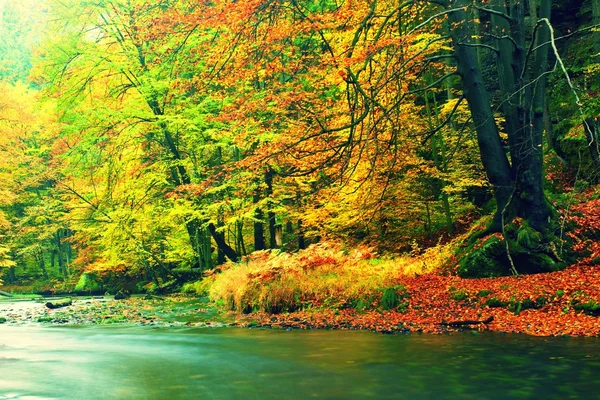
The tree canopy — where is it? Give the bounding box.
[0,0,598,289]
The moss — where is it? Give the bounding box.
[516,223,542,248]
[449,288,469,302]
[571,299,600,316]
[508,299,538,315]
[457,229,569,278]
[397,301,410,313]
[181,280,211,296]
[512,252,566,274]
[350,296,375,312]
[457,235,508,278]
[476,289,493,298]
[484,296,546,314]
[484,297,508,308]
[535,296,548,307]
[74,273,104,295]
[381,288,399,310]
[451,291,469,302]
[381,285,409,311]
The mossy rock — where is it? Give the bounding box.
[571,300,600,316]
[457,235,567,278]
[74,273,104,295]
[457,236,508,278]
[484,297,508,308]
[511,252,565,274]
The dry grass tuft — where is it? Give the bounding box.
[205,240,458,313]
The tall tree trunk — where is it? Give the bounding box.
[517,0,552,230]
[55,232,67,279]
[208,223,238,262]
[253,192,266,251]
[448,2,514,228]
[297,220,306,250]
[584,118,600,170]
[593,0,600,60]
[37,252,48,280]
[200,227,212,270]
[264,168,277,248]
[216,218,226,265]
[236,220,247,256]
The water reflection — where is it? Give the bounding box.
[0,326,598,399]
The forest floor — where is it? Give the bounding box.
[232,264,600,337]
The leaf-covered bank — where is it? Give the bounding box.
[199,197,600,337]
[231,264,600,337]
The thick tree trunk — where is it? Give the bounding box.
[492,1,520,158]
[517,0,552,230]
[448,2,514,227]
[584,118,600,170]
[544,101,568,163]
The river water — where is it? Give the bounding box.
[0,325,599,399]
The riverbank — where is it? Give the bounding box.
[0,295,231,328]
[3,263,600,337]
[227,263,600,337]
[185,235,600,337]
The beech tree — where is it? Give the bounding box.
[448,0,553,230]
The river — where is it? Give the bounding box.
[1,325,599,399]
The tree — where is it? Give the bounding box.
[34,0,243,275]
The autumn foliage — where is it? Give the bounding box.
[218,251,600,337]
[1,0,600,338]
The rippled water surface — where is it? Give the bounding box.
[1,325,599,399]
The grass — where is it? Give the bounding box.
[202,241,456,313]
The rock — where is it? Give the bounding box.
[114,290,131,300]
[45,297,72,309]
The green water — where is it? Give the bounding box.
[0,326,599,399]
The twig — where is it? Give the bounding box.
[501,186,519,276]
[441,316,494,327]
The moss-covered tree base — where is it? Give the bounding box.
[456,225,571,278]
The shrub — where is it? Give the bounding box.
[207,242,440,313]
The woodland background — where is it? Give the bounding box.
[0,0,599,311]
